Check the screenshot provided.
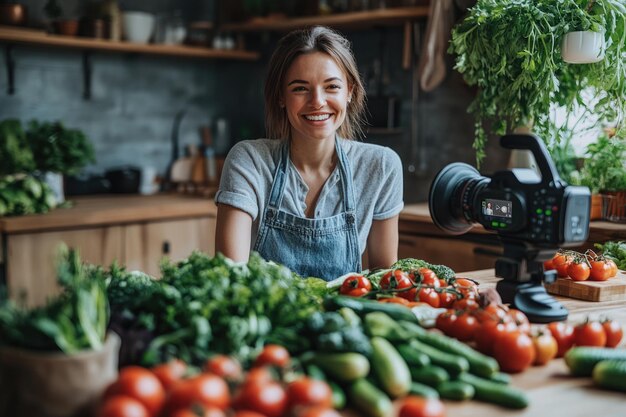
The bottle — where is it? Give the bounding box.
[100,0,122,41]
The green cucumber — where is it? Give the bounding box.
[565,347,626,376]
[310,352,370,382]
[348,379,393,417]
[489,372,512,385]
[324,296,418,323]
[399,320,499,377]
[437,380,475,401]
[410,365,450,387]
[457,373,529,409]
[370,336,412,397]
[409,382,440,399]
[408,338,469,375]
[592,359,626,392]
[397,344,431,368]
[305,364,326,380]
[329,380,347,409]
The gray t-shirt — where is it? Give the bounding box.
[215,138,404,255]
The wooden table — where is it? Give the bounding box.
[443,269,626,417]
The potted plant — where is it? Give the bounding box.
[571,131,626,222]
[449,0,626,167]
[0,119,35,176]
[0,247,119,417]
[44,0,79,36]
[26,120,96,204]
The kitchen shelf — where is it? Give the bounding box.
[0,26,259,60]
[222,6,429,32]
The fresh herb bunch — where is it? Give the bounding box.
[595,240,626,269]
[0,247,109,353]
[0,119,35,175]
[26,121,96,175]
[106,252,322,367]
[449,0,626,166]
[571,134,626,193]
[0,174,57,216]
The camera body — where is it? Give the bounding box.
[429,134,591,247]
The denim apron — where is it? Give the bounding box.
[253,138,361,280]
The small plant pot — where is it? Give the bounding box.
[43,171,65,204]
[561,30,605,64]
[601,191,626,223]
[53,19,80,36]
[590,193,603,220]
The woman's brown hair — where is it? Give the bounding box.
[264,26,366,140]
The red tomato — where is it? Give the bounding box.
[254,344,290,368]
[543,259,555,271]
[398,396,445,417]
[532,331,558,365]
[453,278,479,299]
[547,321,575,357]
[297,406,343,417]
[507,309,531,334]
[474,303,508,324]
[568,261,590,281]
[105,366,165,417]
[286,377,333,409]
[435,310,457,336]
[493,331,535,373]
[452,297,479,311]
[606,259,618,277]
[166,374,230,412]
[170,407,226,417]
[417,268,440,287]
[475,320,516,355]
[452,313,479,342]
[231,412,267,417]
[380,270,416,301]
[243,367,274,386]
[602,319,623,347]
[574,321,607,347]
[438,291,456,308]
[552,253,572,278]
[339,274,372,297]
[98,396,149,417]
[204,355,243,380]
[234,381,288,417]
[589,259,613,281]
[418,287,440,308]
[152,359,187,391]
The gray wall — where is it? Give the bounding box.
[0,1,506,203]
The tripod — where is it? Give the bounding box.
[494,240,568,323]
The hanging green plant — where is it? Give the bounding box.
[449,0,626,167]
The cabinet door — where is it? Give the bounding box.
[6,226,123,307]
[124,217,216,277]
[398,234,501,273]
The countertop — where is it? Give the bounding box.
[0,194,217,234]
[445,269,626,417]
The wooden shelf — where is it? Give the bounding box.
[222,6,429,32]
[0,26,259,60]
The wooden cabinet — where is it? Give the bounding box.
[0,195,218,307]
[124,217,216,277]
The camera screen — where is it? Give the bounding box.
[482,198,512,218]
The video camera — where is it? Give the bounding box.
[429,134,591,322]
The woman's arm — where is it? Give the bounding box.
[215,204,253,262]
[366,215,399,270]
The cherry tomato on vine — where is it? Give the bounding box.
[574,321,607,347]
[204,355,242,381]
[105,366,166,416]
[418,288,440,308]
[339,274,372,297]
[435,310,457,336]
[475,320,516,355]
[543,259,555,271]
[286,377,333,409]
[152,359,187,391]
[98,396,150,417]
[438,291,456,308]
[417,268,440,287]
[568,260,590,281]
[507,309,531,334]
[589,259,613,281]
[166,374,230,412]
[606,259,618,277]
[552,253,572,278]
[601,319,623,347]
[380,269,416,301]
[451,313,479,342]
[233,381,287,417]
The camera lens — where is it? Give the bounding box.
[428,162,489,234]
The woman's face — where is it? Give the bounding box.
[282,52,352,143]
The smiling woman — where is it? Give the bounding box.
[214,26,404,280]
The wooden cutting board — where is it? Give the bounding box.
[545,270,626,301]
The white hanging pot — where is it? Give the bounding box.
[43,171,65,205]
[561,30,605,64]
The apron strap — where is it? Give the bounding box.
[266,141,289,210]
[335,137,356,213]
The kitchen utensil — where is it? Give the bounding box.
[170,157,193,182]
